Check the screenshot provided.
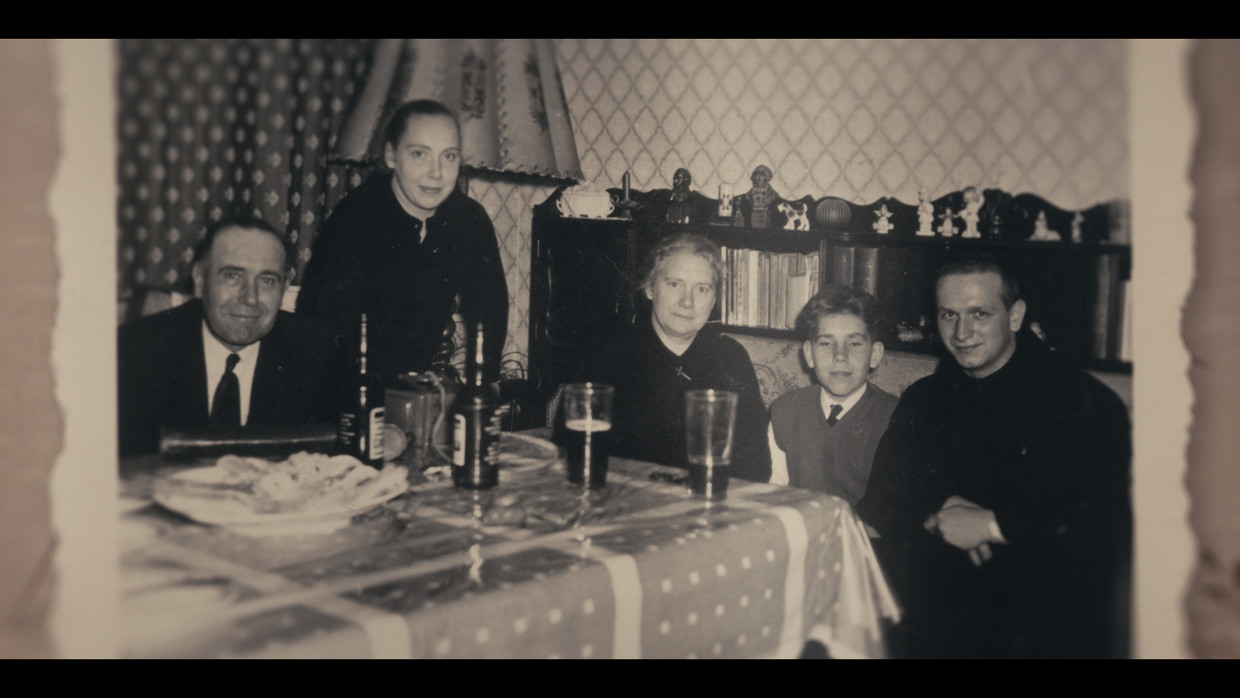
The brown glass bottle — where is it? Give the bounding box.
[451,321,503,489]
[338,313,385,466]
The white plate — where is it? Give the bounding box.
[153,465,409,537]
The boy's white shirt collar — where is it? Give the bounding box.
[201,322,261,425]
[819,381,867,421]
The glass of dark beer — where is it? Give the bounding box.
[685,389,737,501]
[564,383,614,489]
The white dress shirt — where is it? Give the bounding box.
[768,383,869,486]
[202,322,261,425]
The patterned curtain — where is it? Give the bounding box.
[116,38,378,302]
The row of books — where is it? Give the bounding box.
[718,244,1131,366]
[827,247,880,299]
[719,248,819,330]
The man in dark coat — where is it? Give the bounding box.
[855,253,1132,658]
[118,218,339,456]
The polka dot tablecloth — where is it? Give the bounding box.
[120,455,898,658]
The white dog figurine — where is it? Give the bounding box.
[778,201,810,230]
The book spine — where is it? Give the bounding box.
[1119,278,1132,363]
[1090,254,1114,360]
[736,250,749,327]
[832,247,855,287]
[748,250,758,329]
[753,251,763,327]
[854,247,878,298]
[1106,255,1125,361]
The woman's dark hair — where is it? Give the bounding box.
[382,99,461,149]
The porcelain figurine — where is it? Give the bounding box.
[961,186,982,238]
[873,203,894,235]
[938,206,957,238]
[778,201,810,230]
[916,187,935,236]
[1030,209,1060,241]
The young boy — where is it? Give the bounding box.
[768,285,897,505]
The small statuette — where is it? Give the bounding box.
[741,164,779,228]
[916,187,935,237]
[873,203,894,235]
[1030,209,1060,241]
[666,168,694,224]
[938,206,957,238]
[960,186,983,238]
[1071,211,1083,243]
[718,183,733,217]
[778,201,810,230]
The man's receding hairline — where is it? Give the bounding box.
[202,224,290,270]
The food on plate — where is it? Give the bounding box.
[161,451,406,515]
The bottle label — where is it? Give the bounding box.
[338,411,357,446]
[368,406,385,460]
[452,414,466,466]
[484,405,509,465]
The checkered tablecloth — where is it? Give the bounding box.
[119,456,898,659]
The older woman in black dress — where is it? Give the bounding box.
[574,233,771,482]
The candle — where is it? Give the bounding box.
[622,171,631,201]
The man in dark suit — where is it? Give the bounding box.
[118,218,339,456]
[856,252,1132,658]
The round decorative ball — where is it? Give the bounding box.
[815,198,851,227]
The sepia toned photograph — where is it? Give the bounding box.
[4,38,1233,658]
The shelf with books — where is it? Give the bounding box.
[541,185,1130,374]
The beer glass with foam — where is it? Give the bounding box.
[564,383,614,488]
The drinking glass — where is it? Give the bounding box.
[563,383,614,488]
[685,389,738,500]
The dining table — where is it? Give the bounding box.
[118,431,900,659]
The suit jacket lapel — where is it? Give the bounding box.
[249,318,287,424]
[178,301,210,424]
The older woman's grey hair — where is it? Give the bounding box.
[638,233,725,298]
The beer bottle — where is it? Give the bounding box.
[338,313,385,466]
[451,320,503,489]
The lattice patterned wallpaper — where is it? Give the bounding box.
[465,174,557,370]
[554,38,1128,209]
